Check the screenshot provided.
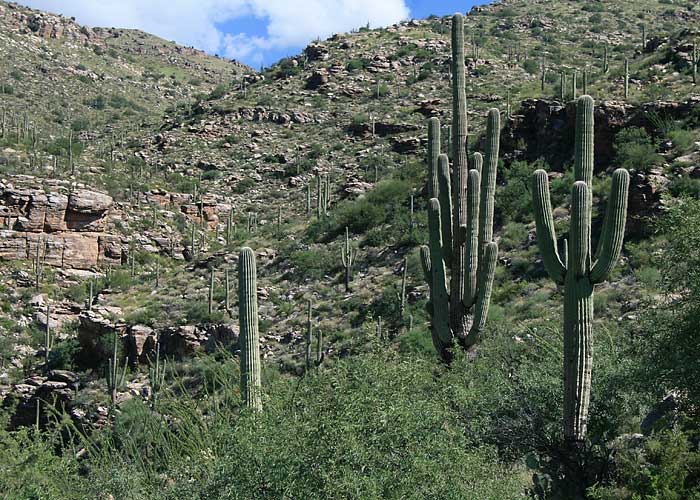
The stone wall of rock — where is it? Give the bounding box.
[0,181,125,269]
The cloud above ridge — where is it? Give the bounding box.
[18,0,410,66]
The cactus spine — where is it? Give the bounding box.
[532,96,630,444]
[419,13,500,360]
[238,247,261,410]
[340,226,356,292]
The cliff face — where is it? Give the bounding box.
[0,178,124,269]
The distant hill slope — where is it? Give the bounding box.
[0,0,253,138]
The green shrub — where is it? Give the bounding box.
[614,127,660,172]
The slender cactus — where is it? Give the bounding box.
[340,227,356,292]
[225,268,231,314]
[399,257,408,318]
[624,58,629,99]
[43,302,52,368]
[306,183,312,214]
[239,247,262,410]
[572,70,577,101]
[419,14,500,360]
[86,280,93,311]
[692,39,698,85]
[541,55,547,92]
[532,96,629,444]
[604,44,609,74]
[106,332,127,405]
[560,71,566,100]
[148,339,166,409]
[208,268,215,316]
[316,172,322,219]
[641,24,646,52]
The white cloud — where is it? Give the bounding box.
[17,0,410,65]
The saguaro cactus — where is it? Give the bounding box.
[624,58,630,99]
[106,332,127,405]
[419,13,500,360]
[532,96,629,444]
[304,300,324,374]
[340,227,356,292]
[692,39,698,85]
[239,247,262,410]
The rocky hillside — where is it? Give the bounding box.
[0,0,699,453]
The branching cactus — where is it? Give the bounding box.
[419,13,500,360]
[532,95,629,443]
[238,247,262,411]
[340,226,356,292]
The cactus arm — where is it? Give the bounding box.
[532,170,566,284]
[420,245,431,283]
[591,169,629,284]
[478,109,500,253]
[465,241,498,347]
[463,168,480,308]
[427,117,441,198]
[570,181,591,275]
[437,154,453,267]
[427,198,452,349]
[574,96,594,187]
[471,151,483,178]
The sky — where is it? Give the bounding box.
[17,0,488,68]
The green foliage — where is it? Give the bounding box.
[309,178,412,243]
[286,246,336,281]
[589,428,700,500]
[0,419,86,499]
[614,127,660,172]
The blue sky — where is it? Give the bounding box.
[19,1,488,68]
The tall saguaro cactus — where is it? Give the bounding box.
[238,247,262,410]
[420,13,500,360]
[532,96,630,444]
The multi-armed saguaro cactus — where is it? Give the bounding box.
[340,227,356,292]
[238,247,262,411]
[532,95,629,443]
[420,13,500,361]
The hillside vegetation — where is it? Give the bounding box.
[1,0,700,498]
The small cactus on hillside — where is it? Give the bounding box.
[106,332,128,405]
[340,227,356,292]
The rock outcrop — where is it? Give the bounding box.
[0,180,125,269]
